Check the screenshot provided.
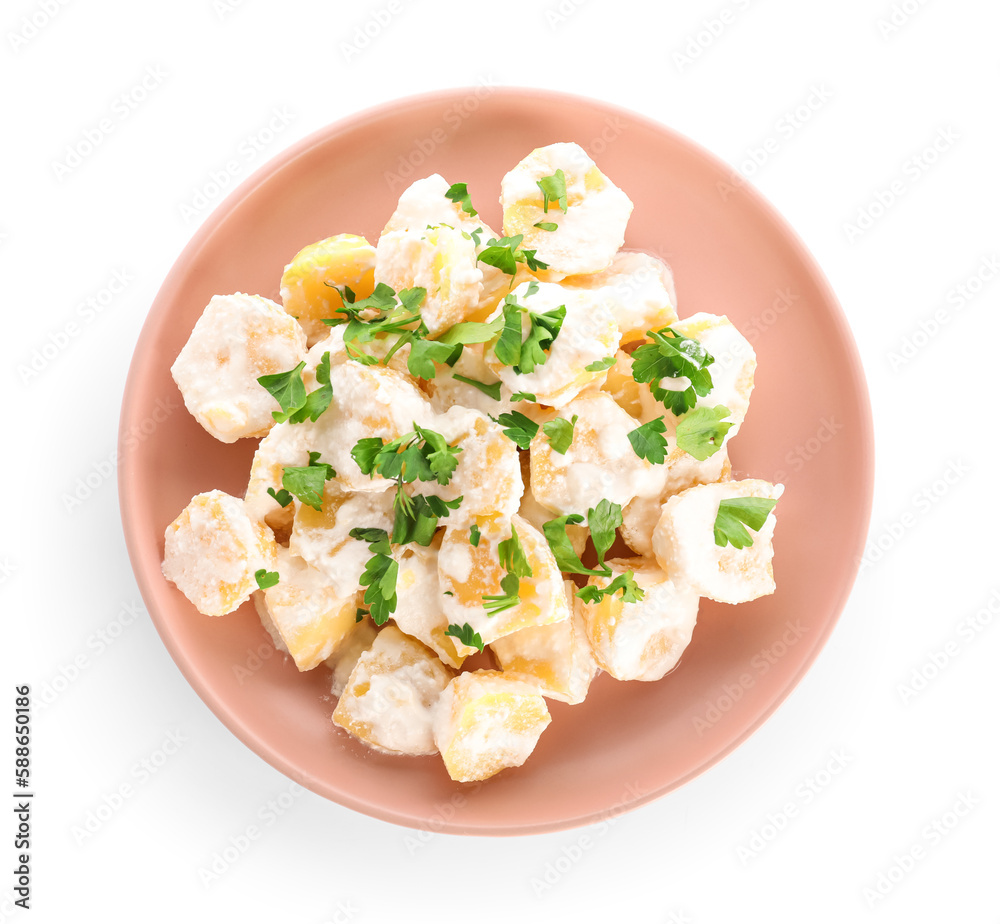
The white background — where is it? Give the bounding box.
[3,0,998,921]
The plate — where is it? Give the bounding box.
[118,87,873,835]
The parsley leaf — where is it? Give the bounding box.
[477,235,549,276]
[436,315,505,346]
[714,497,778,549]
[537,169,568,213]
[469,524,481,547]
[267,486,293,508]
[498,523,533,579]
[542,414,577,454]
[445,622,484,652]
[349,528,398,624]
[445,182,478,217]
[541,514,608,577]
[584,355,616,373]
[490,288,565,375]
[587,499,622,568]
[482,572,522,616]
[534,221,558,232]
[281,451,336,511]
[452,373,502,401]
[406,337,463,380]
[631,326,716,416]
[627,417,669,464]
[257,361,306,422]
[392,492,461,547]
[576,571,645,605]
[254,568,279,590]
[493,411,539,449]
[351,427,461,486]
[286,351,333,423]
[510,391,537,402]
[675,405,733,460]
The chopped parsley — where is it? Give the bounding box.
[351,425,461,486]
[257,351,334,424]
[542,414,577,454]
[491,285,566,375]
[627,417,669,464]
[469,524,481,547]
[445,182,477,217]
[630,326,716,416]
[536,169,568,213]
[477,234,549,276]
[533,221,558,232]
[452,373,502,401]
[349,528,397,624]
[445,622,484,652]
[584,355,616,373]
[675,405,733,460]
[492,410,540,449]
[714,497,778,549]
[279,451,336,511]
[254,568,279,590]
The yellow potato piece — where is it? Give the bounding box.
[162,490,275,617]
[333,626,454,756]
[280,234,376,346]
[491,582,598,704]
[433,670,552,782]
[578,557,699,682]
[255,548,361,671]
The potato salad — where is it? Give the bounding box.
[161,142,783,783]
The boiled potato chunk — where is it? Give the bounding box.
[333,626,454,756]
[433,670,552,782]
[652,480,783,604]
[578,558,699,682]
[162,490,275,617]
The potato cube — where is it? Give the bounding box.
[491,582,598,704]
[438,516,569,655]
[577,558,699,682]
[162,490,275,616]
[433,670,552,782]
[326,618,379,697]
[170,293,307,443]
[333,626,454,756]
[280,234,376,346]
[652,480,783,604]
[253,548,361,670]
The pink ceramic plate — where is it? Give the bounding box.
[119,88,873,835]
